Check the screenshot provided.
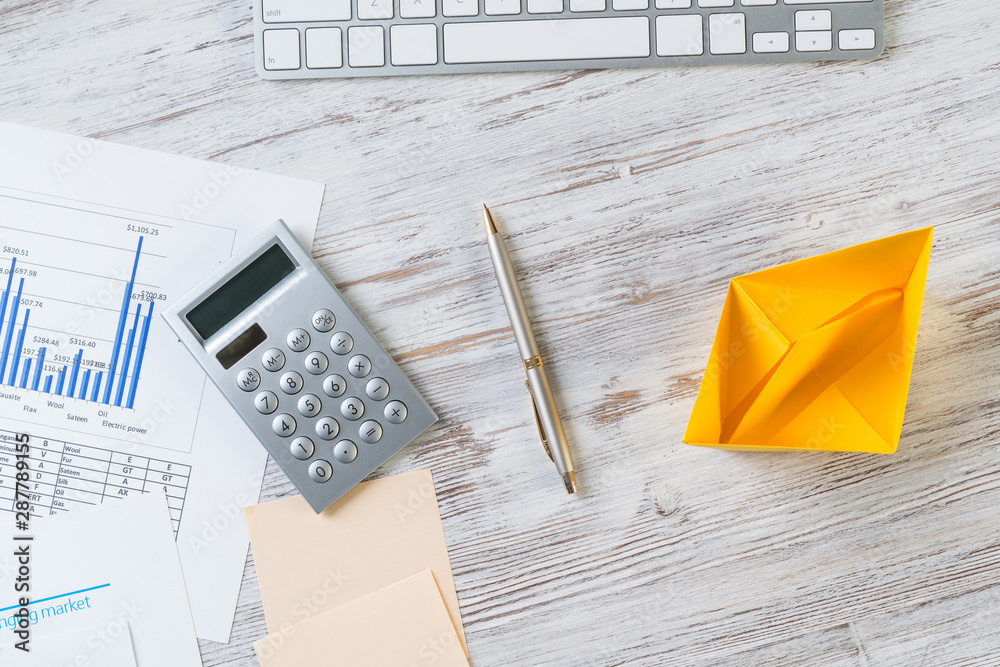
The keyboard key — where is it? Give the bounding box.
[655,15,702,56]
[485,0,520,13]
[401,0,436,17]
[348,25,385,68]
[613,0,648,9]
[741,0,775,4]
[699,0,732,6]
[359,0,393,19]
[839,28,875,50]
[785,0,865,3]
[444,0,479,16]
[444,17,650,63]
[709,13,746,54]
[263,29,300,70]
[795,10,831,31]
[795,30,832,51]
[528,0,562,13]
[752,31,788,53]
[306,29,344,69]
[571,0,606,10]
[391,24,438,65]
[655,0,690,6]
[263,0,351,22]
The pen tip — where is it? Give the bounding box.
[562,471,577,494]
[482,205,499,236]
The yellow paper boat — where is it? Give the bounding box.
[684,227,933,454]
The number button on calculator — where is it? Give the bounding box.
[261,348,285,372]
[323,374,347,397]
[309,459,333,483]
[341,397,364,421]
[290,437,315,460]
[287,328,311,352]
[255,390,278,414]
[316,416,340,440]
[273,414,296,437]
[298,394,322,417]
[280,371,304,394]
[305,351,329,375]
[312,308,336,332]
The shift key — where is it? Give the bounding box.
[263,0,352,22]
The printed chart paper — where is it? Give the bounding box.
[0,624,138,666]
[0,121,324,641]
[0,491,199,666]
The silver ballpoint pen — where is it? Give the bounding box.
[482,205,577,494]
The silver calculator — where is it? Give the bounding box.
[162,220,437,512]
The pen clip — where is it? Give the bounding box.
[525,380,553,462]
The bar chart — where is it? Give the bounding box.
[0,238,153,408]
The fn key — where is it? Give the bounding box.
[263,29,300,70]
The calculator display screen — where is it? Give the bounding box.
[187,244,295,340]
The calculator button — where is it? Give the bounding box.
[272,414,297,437]
[298,394,322,417]
[348,354,372,378]
[330,332,354,355]
[341,397,365,421]
[315,416,340,440]
[359,420,382,444]
[333,440,358,463]
[366,377,390,401]
[304,351,329,375]
[254,390,278,414]
[261,348,285,372]
[309,459,333,483]
[280,371,304,395]
[323,374,347,398]
[237,368,261,392]
[287,329,311,352]
[312,308,336,332]
[290,437,314,460]
[384,400,407,424]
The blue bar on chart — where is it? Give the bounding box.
[31,346,45,391]
[19,358,31,389]
[90,371,104,402]
[126,302,154,410]
[114,304,143,407]
[67,349,83,397]
[104,237,144,405]
[0,236,150,407]
[0,277,24,383]
[79,368,91,400]
[8,308,30,386]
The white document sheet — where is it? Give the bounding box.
[0,122,324,641]
[0,491,199,666]
[0,624,138,666]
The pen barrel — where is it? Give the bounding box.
[486,233,539,361]
[526,366,573,474]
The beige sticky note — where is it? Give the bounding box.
[254,569,468,667]
[245,468,466,653]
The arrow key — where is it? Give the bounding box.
[795,30,832,52]
[752,31,788,53]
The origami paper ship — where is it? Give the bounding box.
[684,227,933,453]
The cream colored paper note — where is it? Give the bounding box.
[244,469,466,653]
[254,569,468,667]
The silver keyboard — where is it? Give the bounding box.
[253,0,883,79]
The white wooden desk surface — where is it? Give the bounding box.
[2,0,999,664]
